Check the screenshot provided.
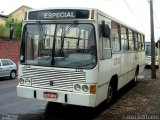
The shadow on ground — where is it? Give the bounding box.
[30,80,137,120]
[0,77,13,81]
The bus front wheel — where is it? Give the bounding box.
[106,81,116,105]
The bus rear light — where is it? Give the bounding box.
[90,85,96,94]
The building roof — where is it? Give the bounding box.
[9,5,32,16]
[0,14,8,18]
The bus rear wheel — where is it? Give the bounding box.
[132,69,138,85]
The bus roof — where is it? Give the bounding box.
[26,7,144,34]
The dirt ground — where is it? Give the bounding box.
[94,69,160,120]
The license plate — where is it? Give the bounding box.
[44,92,58,99]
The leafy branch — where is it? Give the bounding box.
[0,17,22,38]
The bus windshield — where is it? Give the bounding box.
[20,23,97,69]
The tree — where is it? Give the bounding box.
[0,23,8,37]
[5,17,22,38]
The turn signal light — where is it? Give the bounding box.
[90,85,96,94]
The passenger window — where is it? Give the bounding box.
[121,26,129,51]
[141,35,145,50]
[8,60,13,65]
[111,21,121,52]
[128,29,134,51]
[138,34,141,50]
[2,60,11,66]
[99,21,111,60]
[134,32,139,50]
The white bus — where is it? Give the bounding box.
[17,8,145,107]
[145,42,158,67]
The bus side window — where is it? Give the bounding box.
[111,21,121,52]
[141,34,145,50]
[121,26,129,51]
[134,32,139,50]
[128,29,134,51]
[138,34,141,50]
[99,21,111,60]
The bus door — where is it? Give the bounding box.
[96,15,112,104]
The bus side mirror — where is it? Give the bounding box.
[101,21,110,38]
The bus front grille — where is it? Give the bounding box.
[22,67,86,91]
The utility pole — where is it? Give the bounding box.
[150,0,156,78]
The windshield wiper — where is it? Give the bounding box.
[59,28,65,56]
[59,20,78,56]
[76,29,81,49]
[51,24,58,65]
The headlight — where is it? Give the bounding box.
[82,85,89,92]
[19,78,24,84]
[74,84,81,91]
[25,78,31,86]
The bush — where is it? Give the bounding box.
[5,17,22,38]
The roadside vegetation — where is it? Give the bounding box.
[0,18,22,38]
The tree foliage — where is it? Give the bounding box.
[0,17,22,38]
[0,23,8,36]
[5,17,22,38]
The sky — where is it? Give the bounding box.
[0,0,160,42]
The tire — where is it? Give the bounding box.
[134,71,138,83]
[133,70,138,85]
[10,70,16,79]
[106,81,116,105]
[131,69,138,86]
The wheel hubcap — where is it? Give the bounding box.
[11,72,16,78]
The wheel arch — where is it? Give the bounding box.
[11,69,17,74]
[136,65,139,74]
[110,74,118,91]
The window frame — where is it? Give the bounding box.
[1,60,11,66]
[128,29,134,51]
[111,21,121,52]
[121,25,129,51]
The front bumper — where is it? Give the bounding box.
[17,86,96,107]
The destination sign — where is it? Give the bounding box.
[28,9,89,20]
